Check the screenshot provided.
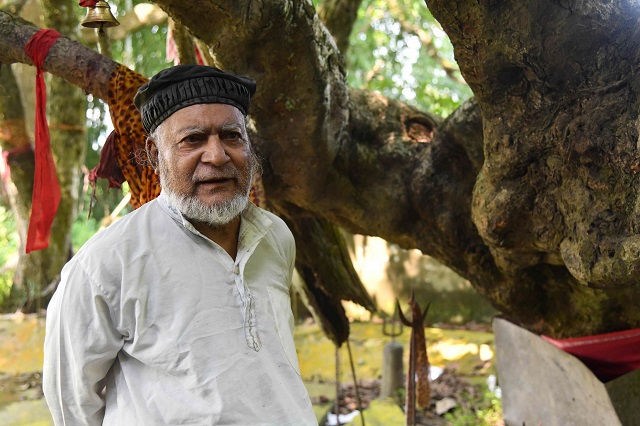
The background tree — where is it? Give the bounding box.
[0,0,86,311]
[0,0,168,311]
[2,0,640,338]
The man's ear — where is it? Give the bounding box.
[145,137,159,174]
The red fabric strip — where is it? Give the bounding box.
[542,327,640,382]
[195,43,204,65]
[87,131,125,189]
[24,29,62,253]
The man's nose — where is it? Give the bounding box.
[201,136,229,166]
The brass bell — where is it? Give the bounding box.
[82,0,120,29]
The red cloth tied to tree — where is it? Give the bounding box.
[24,29,62,253]
[542,327,640,382]
[87,131,124,188]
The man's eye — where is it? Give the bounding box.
[181,134,202,143]
[225,131,241,140]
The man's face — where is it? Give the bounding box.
[150,103,254,226]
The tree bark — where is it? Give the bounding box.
[36,0,86,306]
[318,0,363,54]
[0,0,87,310]
[3,1,640,337]
[0,12,117,100]
[0,63,35,309]
[167,17,197,65]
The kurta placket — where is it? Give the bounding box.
[234,219,267,352]
[178,204,268,353]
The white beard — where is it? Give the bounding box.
[162,187,250,227]
[157,150,254,227]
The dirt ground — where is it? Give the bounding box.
[321,369,487,425]
[0,313,501,426]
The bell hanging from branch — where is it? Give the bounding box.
[81,0,119,57]
[81,0,119,29]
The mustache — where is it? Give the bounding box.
[192,165,239,183]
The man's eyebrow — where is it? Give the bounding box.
[220,122,244,131]
[172,121,245,139]
[175,124,207,136]
[177,124,204,133]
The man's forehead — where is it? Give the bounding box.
[163,103,245,132]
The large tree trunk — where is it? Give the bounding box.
[0,0,85,311]
[36,0,86,306]
[2,1,640,337]
[318,0,363,54]
[0,63,36,309]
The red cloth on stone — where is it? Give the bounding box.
[542,327,640,382]
[24,29,62,253]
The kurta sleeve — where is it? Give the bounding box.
[43,261,124,425]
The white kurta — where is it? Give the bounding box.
[43,193,317,425]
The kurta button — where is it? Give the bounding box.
[233,265,240,274]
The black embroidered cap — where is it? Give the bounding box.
[133,64,257,134]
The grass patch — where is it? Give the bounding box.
[444,383,503,425]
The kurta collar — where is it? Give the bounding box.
[156,191,273,253]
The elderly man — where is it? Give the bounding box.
[43,65,317,425]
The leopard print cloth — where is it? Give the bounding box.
[105,64,265,209]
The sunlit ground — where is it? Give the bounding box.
[0,313,50,426]
[295,320,498,423]
[0,313,45,375]
[296,321,495,384]
[0,314,499,425]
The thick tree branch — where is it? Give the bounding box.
[0,11,116,100]
[427,0,640,285]
[317,0,363,54]
[420,0,640,334]
[167,17,197,65]
[154,0,452,247]
[4,2,640,336]
[153,0,349,208]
